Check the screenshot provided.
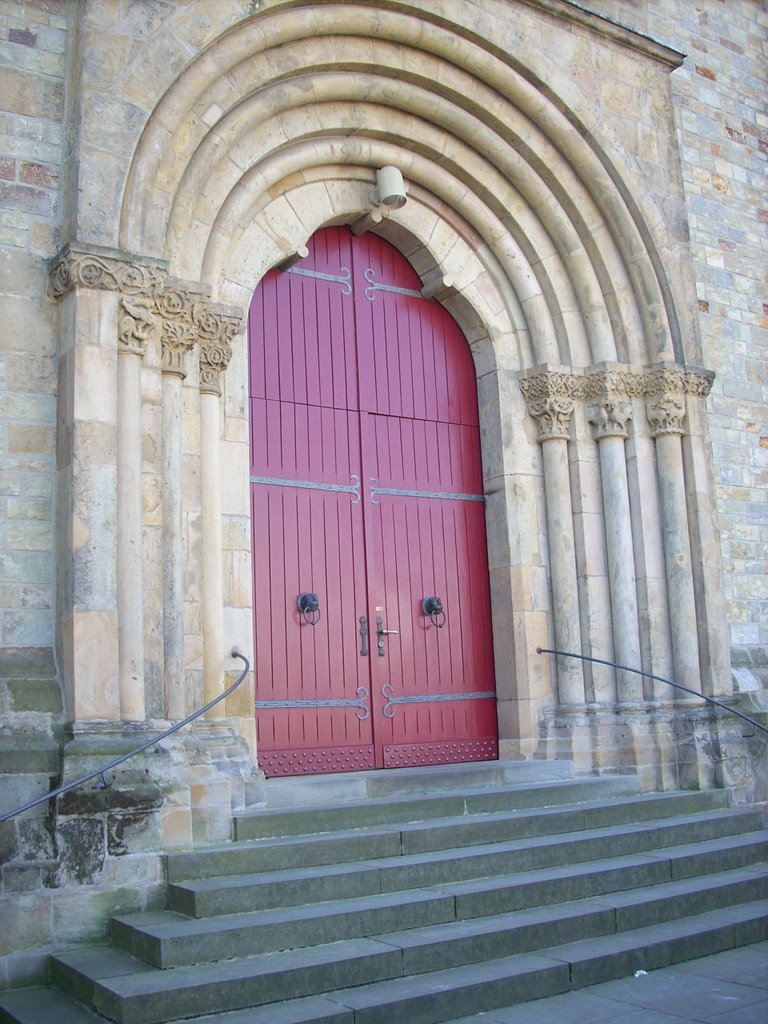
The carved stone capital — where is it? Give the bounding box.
[645,365,715,399]
[587,400,633,440]
[197,305,243,397]
[527,397,575,441]
[49,244,167,299]
[520,369,579,441]
[519,363,715,443]
[642,364,714,437]
[583,367,645,400]
[118,295,155,357]
[156,283,209,378]
[646,395,687,437]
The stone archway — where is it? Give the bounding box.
[54,0,730,787]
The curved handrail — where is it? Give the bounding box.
[0,649,251,825]
[537,646,768,736]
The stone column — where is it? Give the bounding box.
[116,295,155,721]
[49,246,168,724]
[680,371,730,697]
[521,370,585,706]
[197,307,240,715]
[156,284,208,720]
[587,374,643,702]
[646,368,701,694]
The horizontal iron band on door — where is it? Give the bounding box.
[370,483,485,503]
[381,682,496,719]
[250,474,361,504]
[364,268,425,302]
[256,687,369,721]
[286,265,352,295]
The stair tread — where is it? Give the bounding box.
[314,902,768,1009]
[58,889,768,996]
[170,821,768,894]
[88,937,400,996]
[235,775,645,822]
[117,860,768,942]
[192,792,739,857]
[115,886,455,938]
[0,988,102,1024]
[12,910,767,1024]
[546,897,768,961]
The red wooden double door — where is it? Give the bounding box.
[248,227,498,776]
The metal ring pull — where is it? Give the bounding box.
[297,592,320,625]
[422,595,446,629]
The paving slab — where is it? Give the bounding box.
[442,941,768,1024]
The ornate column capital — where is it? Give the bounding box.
[118,295,155,357]
[520,367,580,441]
[197,304,243,397]
[587,399,633,439]
[646,395,687,437]
[156,280,210,378]
[583,367,640,440]
[49,243,168,300]
[643,363,714,438]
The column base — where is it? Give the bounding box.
[538,700,768,799]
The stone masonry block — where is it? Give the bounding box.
[0,892,53,956]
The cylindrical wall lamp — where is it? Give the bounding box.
[374,166,407,208]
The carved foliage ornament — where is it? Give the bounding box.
[49,247,244,388]
[157,288,208,378]
[49,248,167,300]
[521,365,714,443]
[198,310,241,398]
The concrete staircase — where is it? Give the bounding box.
[1,763,766,1024]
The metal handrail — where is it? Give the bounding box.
[537,646,768,736]
[0,649,250,824]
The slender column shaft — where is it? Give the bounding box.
[541,438,585,704]
[655,432,701,691]
[200,391,225,713]
[117,350,145,720]
[683,400,731,697]
[596,435,643,700]
[162,374,185,719]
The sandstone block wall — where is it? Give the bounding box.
[0,0,764,712]
[586,0,767,688]
[0,0,65,661]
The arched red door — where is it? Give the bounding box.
[249,227,497,776]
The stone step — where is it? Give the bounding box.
[0,987,103,1024]
[320,902,768,1024]
[168,788,740,884]
[259,759,576,807]
[167,813,766,918]
[234,774,647,840]
[45,900,768,1024]
[110,863,768,969]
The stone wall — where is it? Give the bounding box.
[586,0,767,690]
[1,0,763,704]
[0,0,765,989]
[0,0,66,657]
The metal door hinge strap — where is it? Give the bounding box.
[256,687,370,721]
[251,474,361,504]
[370,483,484,504]
[286,265,352,295]
[364,267,425,302]
[381,682,496,719]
